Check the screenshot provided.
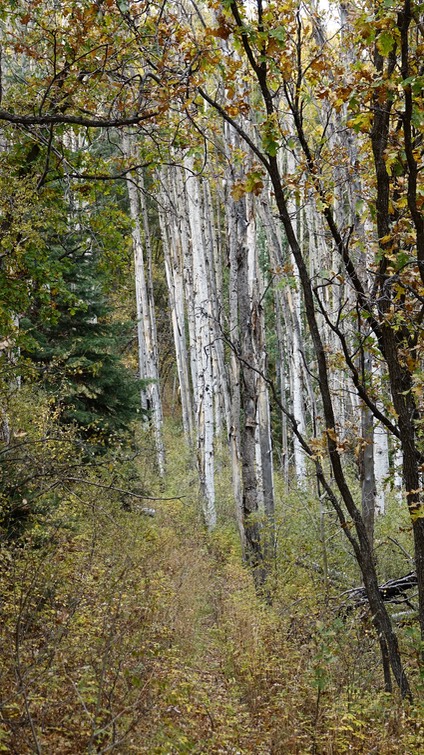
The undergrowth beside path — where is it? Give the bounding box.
[1,426,424,752]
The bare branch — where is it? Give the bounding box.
[0,108,158,128]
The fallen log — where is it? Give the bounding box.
[343,572,417,611]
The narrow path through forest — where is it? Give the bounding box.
[126,464,418,755]
[2,436,422,754]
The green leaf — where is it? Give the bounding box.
[261,114,280,157]
[376,30,396,56]
[347,112,372,134]
[269,26,286,43]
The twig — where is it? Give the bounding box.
[64,477,183,501]
[387,536,414,565]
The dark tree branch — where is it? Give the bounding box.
[198,87,271,170]
[0,108,158,128]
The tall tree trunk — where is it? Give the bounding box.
[370,19,424,649]
[185,162,216,530]
[374,416,389,516]
[225,132,245,548]
[360,350,376,546]
[125,136,165,475]
[159,167,194,442]
[198,0,412,695]
[258,194,307,485]
[246,193,275,549]
[138,172,165,476]
[202,179,232,442]
[274,290,290,486]
[269,153,410,696]
[235,190,266,585]
[284,150,307,483]
[214,0,411,691]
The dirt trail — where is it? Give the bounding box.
[135,500,273,754]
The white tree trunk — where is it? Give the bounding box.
[185,161,216,530]
[138,173,165,476]
[374,416,390,515]
[284,150,308,484]
[159,168,194,441]
[257,192,307,485]
[246,193,275,518]
[225,124,245,546]
[201,179,231,441]
[393,444,403,502]
[124,135,165,475]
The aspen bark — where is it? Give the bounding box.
[236,191,266,583]
[226,165,246,550]
[258,194,307,485]
[374,417,389,516]
[206,34,245,538]
[246,193,275,537]
[185,161,216,530]
[284,150,307,483]
[125,135,165,475]
[217,0,411,690]
[202,179,232,441]
[159,167,194,441]
[138,173,166,476]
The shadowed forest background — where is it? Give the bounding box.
[1,1,424,752]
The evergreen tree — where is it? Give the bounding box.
[21,254,144,447]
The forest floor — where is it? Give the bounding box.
[1,426,424,753]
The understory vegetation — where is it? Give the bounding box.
[1,399,423,753]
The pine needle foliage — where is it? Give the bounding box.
[21,252,144,447]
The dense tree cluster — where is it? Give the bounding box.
[1,0,424,750]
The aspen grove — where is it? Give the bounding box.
[1,1,424,752]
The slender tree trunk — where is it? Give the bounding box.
[374,416,389,516]
[361,404,376,547]
[125,136,165,475]
[247,193,275,549]
[360,349,376,546]
[236,191,266,585]
[274,291,289,486]
[267,152,411,697]
[159,168,194,442]
[284,150,307,483]
[370,29,424,649]
[258,194,307,484]
[202,180,232,442]
[185,162,216,530]
[206,0,412,695]
[225,136,245,548]
[138,173,165,476]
